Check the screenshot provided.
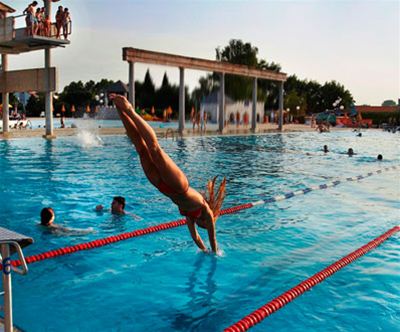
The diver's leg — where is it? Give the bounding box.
[118,110,161,187]
[114,96,189,192]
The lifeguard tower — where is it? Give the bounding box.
[0,0,71,138]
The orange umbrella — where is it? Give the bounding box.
[70,105,76,113]
[61,104,66,113]
[86,105,91,113]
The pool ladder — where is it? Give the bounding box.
[165,128,175,140]
[0,228,32,332]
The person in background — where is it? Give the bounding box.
[347,148,355,156]
[40,207,56,227]
[323,145,329,153]
[43,13,51,37]
[203,112,208,132]
[40,207,94,235]
[96,196,126,215]
[62,8,71,40]
[55,5,63,38]
[111,94,226,253]
[195,111,201,131]
[377,154,383,160]
[190,108,195,131]
[23,1,38,36]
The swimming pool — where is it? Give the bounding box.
[0,130,399,331]
[27,118,218,131]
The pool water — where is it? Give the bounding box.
[27,118,217,131]
[0,130,399,331]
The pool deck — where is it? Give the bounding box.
[0,122,357,140]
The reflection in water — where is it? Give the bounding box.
[170,254,220,331]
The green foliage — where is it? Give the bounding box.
[381,99,396,106]
[284,75,353,114]
[137,69,156,108]
[364,111,400,126]
[192,39,355,116]
[284,90,307,117]
[25,93,45,117]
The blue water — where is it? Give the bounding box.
[28,118,215,130]
[0,130,399,331]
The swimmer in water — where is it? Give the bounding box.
[96,196,141,220]
[40,207,94,235]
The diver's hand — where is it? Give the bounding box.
[109,94,132,112]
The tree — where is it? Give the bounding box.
[382,100,396,106]
[284,90,307,117]
[137,69,156,109]
[320,81,353,112]
[25,93,45,117]
[192,39,282,107]
[215,39,259,100]
[191,76,215,109]
[60,80,92,109]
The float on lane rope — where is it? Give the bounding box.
[224,225,400,332]
[3,165,398,268]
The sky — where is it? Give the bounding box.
[9,0,400,106]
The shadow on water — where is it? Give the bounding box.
[168,254,224,332]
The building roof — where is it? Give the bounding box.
[355,105,399,113]
[106,80,128,93]
[0,2,15,13]
[201,91,234,104]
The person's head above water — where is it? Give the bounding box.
[40,207,55,226]
[111,196,125,214]
[323,145,329,152]
[377,154,383,160]
[347,148,354,156]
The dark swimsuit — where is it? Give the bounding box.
[157,180,203,219]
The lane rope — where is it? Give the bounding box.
[4,165,398,268]
[224,225,400,332]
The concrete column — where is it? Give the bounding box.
[128,61,135,106]
[251,77,258,132]
[44,0,54,138]
[278,81,284,131]
[178,67,185,134]
[44,47,54,137]
[1,54,9,135]
[219,72,225,133]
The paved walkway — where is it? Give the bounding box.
[0,122,352,140]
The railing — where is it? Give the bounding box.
[0,227,32,332]
[6,14,72,40]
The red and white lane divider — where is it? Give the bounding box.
[224,225,400,332]
[1,166,397,268]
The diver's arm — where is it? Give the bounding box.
[52,224,95,235]
[186,218,207,251]
[205,213,218,253]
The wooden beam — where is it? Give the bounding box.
[123,47,287,82]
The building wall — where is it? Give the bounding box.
[201,101,264,124]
